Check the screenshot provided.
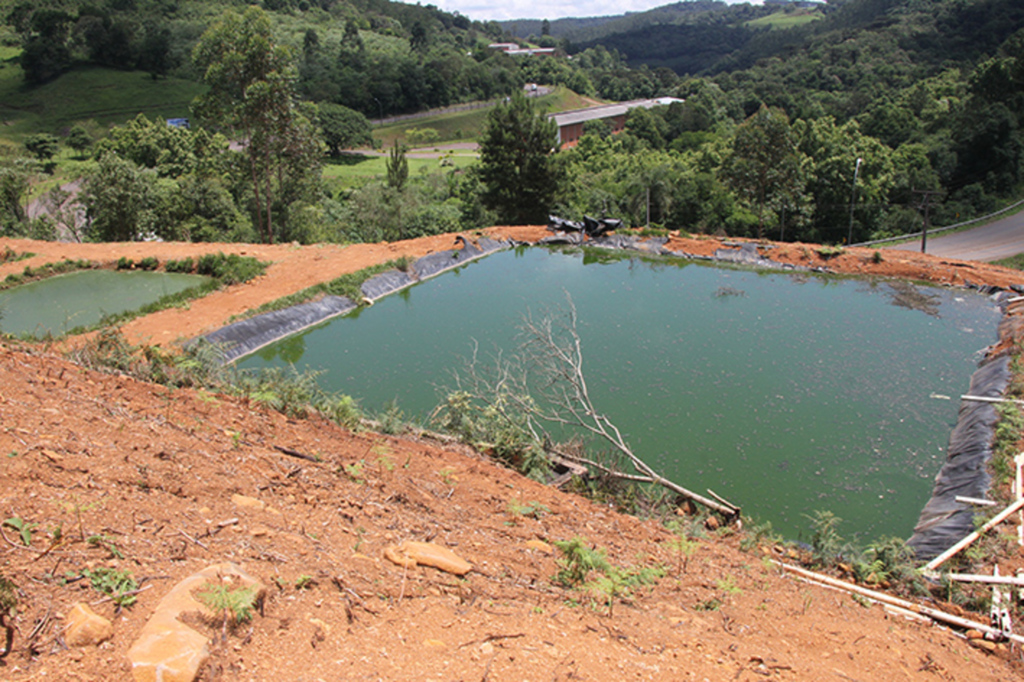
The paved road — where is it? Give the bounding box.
[889,206,1024,261]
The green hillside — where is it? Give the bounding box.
[0,59,205,142]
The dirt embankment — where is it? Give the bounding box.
[1,231,1024,681]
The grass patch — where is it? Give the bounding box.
[746,9,823,29]
[371,86,597,148]
[1,258,95,290]
[0,246,33,264]
[994,253,1024,271]
[322,153,476,190]
[0,63,205,143]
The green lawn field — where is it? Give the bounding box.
[371,86,601,148]
[0,60,206,142]
[746,10,822,29]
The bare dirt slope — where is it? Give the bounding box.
[1,231,1024,681]
[0,345,1019,682]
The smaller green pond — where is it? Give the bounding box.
[0,270,210,338]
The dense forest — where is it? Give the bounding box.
[0,0,1022,247]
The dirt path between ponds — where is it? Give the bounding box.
[3,228,1022,352]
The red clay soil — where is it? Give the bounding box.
[1,231,1024,681]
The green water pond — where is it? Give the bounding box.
[0,269,210,338]
[239,247,1001,542]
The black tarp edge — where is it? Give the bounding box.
[194,237,511,363]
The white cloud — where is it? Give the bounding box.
[428,0,762,22]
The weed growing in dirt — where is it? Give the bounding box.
[165,257,195,273]
[196,582,260,643]
[851,536,923,595]
[716,575,742,598]
[1,259,95,291]
[342,460,366,484]
[195,253,267,285]
[0,247,33,264]
[2,517,36,546]
[77,567,139,610]
[376,399,408,434]
[554,537,665,615]
[663,522,698,576]
[805,510,847,567]
[990,401,1023,489]
[738,517,782,552]
[86,534,124,559]
[56,496,104,541]
[816,245,844,259]
[438,467,457,486]
[506,498,549,524]
[0,574,16,658]
[295,575,315,590]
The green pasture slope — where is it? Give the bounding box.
[372,86,601,148]
[0,56,205,143]
[745,9,823,29]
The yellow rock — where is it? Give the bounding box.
[230,494,264,510]
[65,603,113,647]
[524,540,553,554]
[423,639,446,648]
[309,617,331,636]
[383,541,472,575]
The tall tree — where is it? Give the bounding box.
[81,154,156,242]
[318,103,373,156]
[192,7,321,244]
[723,105,804,239]
[479,92,563,225]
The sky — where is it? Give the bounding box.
[429,0,763,23]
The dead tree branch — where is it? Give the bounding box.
[439,294,739,518]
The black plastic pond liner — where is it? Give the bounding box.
[202,295,357,363]
[196,237,511,363]
[360,270,415,300]
[907,354,1012,560]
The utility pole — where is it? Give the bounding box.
[913,189,943,254]
[848,157,862,245]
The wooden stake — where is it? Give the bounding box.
[774,562,1024,645]
[924,497,1024,572]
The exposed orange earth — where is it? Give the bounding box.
[1,230,1023,681]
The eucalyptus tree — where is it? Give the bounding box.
[192,6,322,244]
[722,105,805,240]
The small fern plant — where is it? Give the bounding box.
[196,582,259,643]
